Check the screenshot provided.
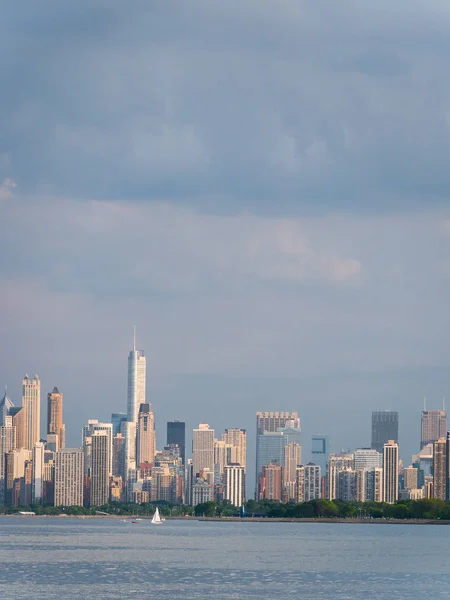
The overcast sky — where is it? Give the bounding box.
[1,1,450,488]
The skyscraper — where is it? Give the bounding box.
[111,412,127,436]
[224,464,246,507]
[90,430,111,507]
[311,434,329,475]
[9,406,27,451]
[256,412,300,497]
[82,420,113,476]
[354,448,383,470]
[433,437,447,500]
[32,442,45,504]
[0,416,15,505]
[136,403,156,466]
[383,440,399,504]
[371,411,398,453]
[54,448,84,507]
[0,389,14,426]
[47,387,65,449]
[167,421,186,465]
[127,332,146,424]
[222,428,246,470]
[421,407,447,449]
[192,424,215,475]
[303,463,321,501]
[22,375,40,449]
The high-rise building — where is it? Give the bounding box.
[304,463,321,501]
[82,420,113,476]
[283,442,301,500]
[355,468,383,502]
[403,466,419,491]
[127,334,146,424]
[371,411,398,453]
[337,469,356,501]
[54,448,84,507]
[192,424,215,476]
[9,406,27,450]
[112,434,126,479]
[214,439,233,483]
[383,440,399,504]
[256,413,300,496]
[47,387,65,449]
[224,464,246,507]
[90,430,111,507]
[311,434,329,475]
[326,453,354,500]
[354,448,383,471]
[167,421,186,465]
[222,428,246,470]
[32,442,45,504]
[0,389,14,426]
[121,420,137,475]
[5,448,31,506]
[22,375,40,449]
[256,411,299,435]
[421,408,447,449]
[111,412,127,437]
[0,416,15,505]
[433,437,447,500]
[258,462,283,500]
[137,403,156,466]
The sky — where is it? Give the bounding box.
[1,1,450,491]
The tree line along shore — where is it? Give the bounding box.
[2,498,450,521]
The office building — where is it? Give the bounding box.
[111,412,127,437]
[9,406,27,451]
[433,437,447,500]
[256,411,299,435]
[354,448,382,470]
[311,434,329,475]
[421,408,447,449]
[192,424,215,475]
[90,430,111,507]
[371,411,398,453]
[214,439,233,482]
[167,421,186,465]
[137,403,156,466]
[82,420,113,476]
[383,440,399,504]
[403,466,419,491]
[0,389,13,426]
[222,428,246,470]
[0,417,15,505]
[22,375,40,449]
[283,442,301,500]
[32,442,45,504]
[121,420,137,475]
[5,448,31,506]
[47,387,65,449]
[112,434,126,479]
[224,464,246,507]
[54,448,84,507]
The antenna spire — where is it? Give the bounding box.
[443,396,446,411]
[423,395,426,411]
[133,325,136,352]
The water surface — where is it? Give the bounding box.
[1,517,449,599]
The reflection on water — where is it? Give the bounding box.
[1,517,450,599]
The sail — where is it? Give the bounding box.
[151,507,162,524]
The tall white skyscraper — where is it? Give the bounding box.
[22,375,40,450]
[90,430,111,507]
[32,442,45,504]
[127,330,147,424]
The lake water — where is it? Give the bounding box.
[1,517,450,599]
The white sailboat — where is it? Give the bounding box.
[151,507,163,524]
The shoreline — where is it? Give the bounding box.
[1,514,450,525]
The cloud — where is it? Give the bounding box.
[2,2,450,212]
[0,178,16,199]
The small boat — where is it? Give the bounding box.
[151,507,163,524]
[131,520,139,524]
